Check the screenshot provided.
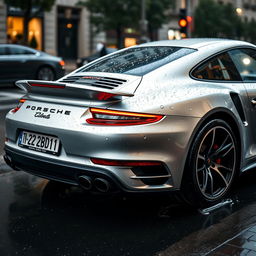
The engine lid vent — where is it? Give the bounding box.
[61,76,83,83]
[60,75,127,90]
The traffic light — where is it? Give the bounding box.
[179,8,188,37]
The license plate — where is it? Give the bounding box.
[18,131,60,155]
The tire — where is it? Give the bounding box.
[37,66,55,81]
[181,119,239,208]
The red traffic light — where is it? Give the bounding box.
[179,18,187,28]
[187,16,192,23]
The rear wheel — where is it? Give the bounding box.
[181,119,239,208]
[37,66,55,81]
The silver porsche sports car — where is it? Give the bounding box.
[4,38,256,207]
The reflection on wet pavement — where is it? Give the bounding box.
[207,227,256,255]
[1,163,256,255]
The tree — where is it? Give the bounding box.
[147,0,175,41]
[4,0,56,45]
[193,0,243,39]
[77,0,174,48]
[78,0,140,49]
[246,19,256,43]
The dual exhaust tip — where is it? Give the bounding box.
[78,175,111,193]
[4,154,111,193]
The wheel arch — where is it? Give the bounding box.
[182,107,243,181]
[179,108,243,206]
[195,109,242,152]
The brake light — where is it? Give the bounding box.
[11,99,26,113]
[91,158,161,166]
[59,60,65,66]
[29,82,65,89]
[86,108,164,126]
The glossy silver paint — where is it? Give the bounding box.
[4,39,256,192]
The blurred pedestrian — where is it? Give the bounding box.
[7,34,12,44]
[96,42,107,57]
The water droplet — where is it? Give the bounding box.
[160,105,164,109]
[105,137,109,141]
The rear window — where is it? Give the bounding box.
[79,46,196,76]
[8,46,35,55]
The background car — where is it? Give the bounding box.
[5,39,256,208]
[76,47,117,68]
[0,44,65,85]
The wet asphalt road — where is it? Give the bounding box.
[2,88,256,256]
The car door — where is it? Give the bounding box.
[7,45,37,80]
[228,48,256,161]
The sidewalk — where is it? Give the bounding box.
[206,226,256,255]
[155,195,256,256]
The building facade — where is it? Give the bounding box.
[158,0,256,41]
[44,0,91,59]
[1,0,256,59]
[0,0,91,59]
[0,0,7,45]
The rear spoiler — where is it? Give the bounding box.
[15,80,134,101]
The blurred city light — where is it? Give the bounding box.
[168,29,181,40]
[243,57,251,65]
[179,18,187,27]
[66,23,73,29]
[236,7,243,15]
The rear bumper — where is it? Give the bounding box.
[4,145,174,193]
[4,146,122,191]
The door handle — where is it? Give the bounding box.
[251,98,256,105]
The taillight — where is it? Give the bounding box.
[59,60,65,66]
[86,108,164,126]
[91,158,161,166]
[11,99,26,113]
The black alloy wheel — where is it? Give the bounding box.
[37,66,55,81]
[181,119,239,207]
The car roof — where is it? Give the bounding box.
[139,38,254,50]
[0,44,37,51]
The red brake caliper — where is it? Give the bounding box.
[213,144,221,164]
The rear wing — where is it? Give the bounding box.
[16,72,143,101]
[16,80,135,101]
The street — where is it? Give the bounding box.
[2,0,256,254]
[1,87,256,256]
